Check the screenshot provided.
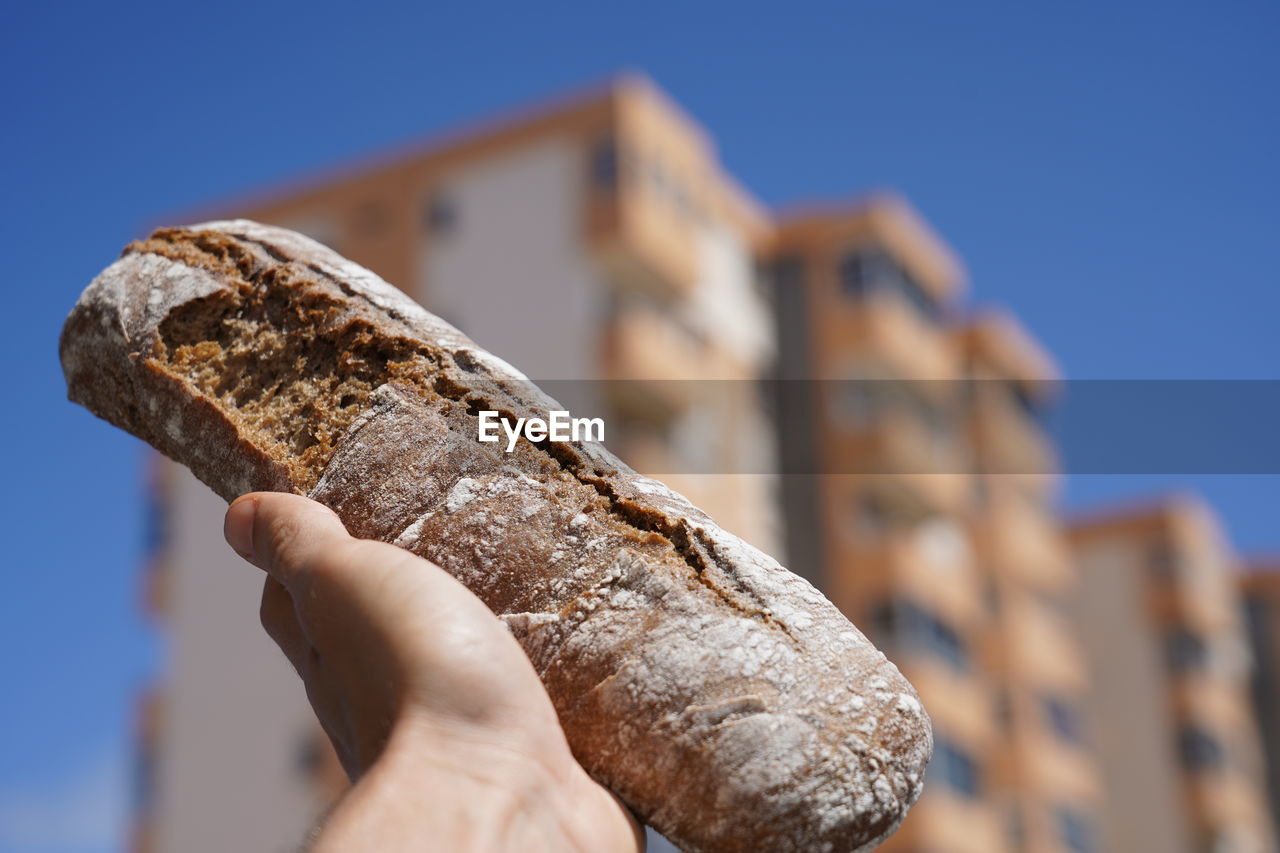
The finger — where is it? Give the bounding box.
[260,576,311,675]
[224,492,350,588]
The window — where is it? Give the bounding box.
[866,601,897,651]
[1180,725,1226,771]
[898,268,940,321]
[827,378,954,446]
[425,192,457,234]
[868,600,966,663]
[590,137,618,189]
[1147,540,1182,579]
[837,247,940,322]
[1010,382,1044,426]
[1166,628,1208,672]
[1042,695,1084,744]
[896,600,969,671]
[928,737,981,798]
[638,154,695,219]
[838,250,874,299]
[853,492,891,539]
[1056,807,1097,853]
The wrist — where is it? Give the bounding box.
[313,709,620,853]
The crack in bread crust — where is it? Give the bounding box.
[133,227,790,629]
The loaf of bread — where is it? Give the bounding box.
[60,220,930,852]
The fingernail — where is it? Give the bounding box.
[225,497,257,560]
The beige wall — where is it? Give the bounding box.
[1070,535,1193,853]
[151,463,325,853]
[422,136,604,380]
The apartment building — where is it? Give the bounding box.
[135,76,779,852]
[768,199,989,853]
[1069,498,1275,853]
[1241,564,1280,842]
[765,202,1102,853]
[957,316,1101,853]
[130,74,1170,853]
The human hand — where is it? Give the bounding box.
[223,492,643,853]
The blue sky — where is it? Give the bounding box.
[2,2,1277,850]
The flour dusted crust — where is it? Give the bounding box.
[60,220,931,853]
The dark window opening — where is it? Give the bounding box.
[1010,382,1044,425]
[425,192,457,234]
[873,598,969,671]
[1166,629,1208,672]
[1043,695,1085,744]
[590,137,618,189]
[1056,807,1097,853]
[866,601,897,651]
[1179,725,1226,771]
[838,246,941,322]
[928,737,982,798]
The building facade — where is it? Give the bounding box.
[765,205,1102,853]
[957,316,1101,853]
[1241,565,1280,844]
[1069,499,1275,853]
[131,75,1275,853]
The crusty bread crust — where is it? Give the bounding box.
[60,220,931,853]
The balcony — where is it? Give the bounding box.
[1005,591,1090,691]
[899,659,999,749]
[601,304,709,415]
[965,381,1058,487]
[825,527,986,659]
[820,291,957,381]
[584,138,701,299]
[972,490,1074,592]
[1170,671,1259,738]
[823,402,970,514]
[904,781,1010,853]
[1186,771,1274,844]
[1022,731,1103,806]
[1147,575,1245,639]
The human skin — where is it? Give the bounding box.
[223,492,644,853]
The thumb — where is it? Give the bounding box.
[224,492,351,588]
